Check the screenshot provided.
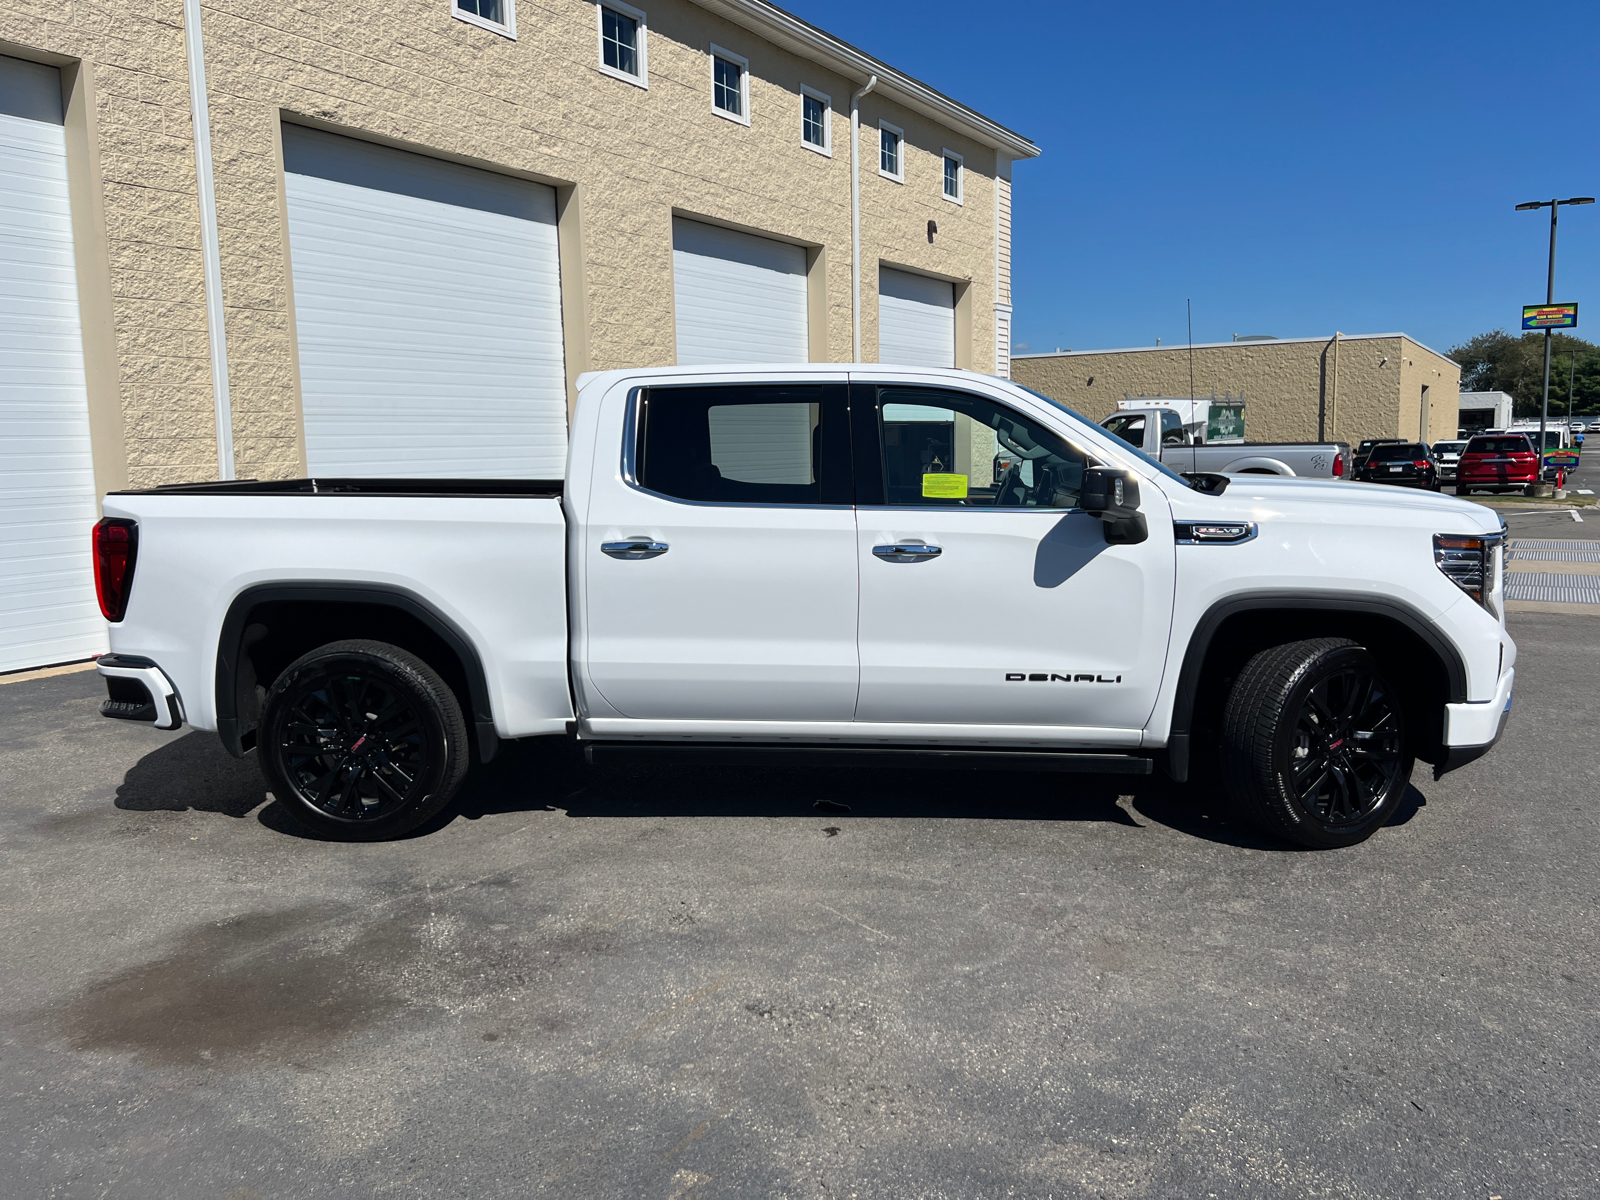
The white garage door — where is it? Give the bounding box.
[283,126,567,479]
[878,266,955,367]
[0,56,104,674]
[673,218,808,365]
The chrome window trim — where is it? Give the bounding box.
[856,504,1088,516]
[619,385,851,512]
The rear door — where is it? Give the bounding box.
[581,381,859,723]
[849,381,1175,735]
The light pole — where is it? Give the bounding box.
[1515,197,1593,472]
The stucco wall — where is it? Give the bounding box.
[1011,336,1459,446]
[3,0,1012,486]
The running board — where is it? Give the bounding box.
[582,742,1153,774]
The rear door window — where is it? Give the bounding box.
[1369,444,1425,462]
[636,384,851,504]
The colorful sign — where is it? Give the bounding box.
[1545,449,1581,469]
[1522,303,1578,330]
[922,473,969,499]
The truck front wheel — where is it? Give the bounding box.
[1220,638,1412,849]
[258,639,470,841]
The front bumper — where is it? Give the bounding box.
[1434,667,1514,778]
[97,655,185,731]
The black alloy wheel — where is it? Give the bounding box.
[1222,638,1412,849]
[258,640,469,840]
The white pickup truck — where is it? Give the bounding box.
[1104,405,1351,479]
[93,365,1514,849]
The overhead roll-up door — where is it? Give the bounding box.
[282,125,567,479]
[878,266,955,368]
[0,55,105,673]
[672,218,808,365]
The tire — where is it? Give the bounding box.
[1220,638,1412,849]
[258,639,470,841]
[1454,485,1470,496]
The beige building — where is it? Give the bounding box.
[1012,334,1460,447]
[0,0,1036,671]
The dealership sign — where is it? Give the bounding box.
[1522,303,1578,330]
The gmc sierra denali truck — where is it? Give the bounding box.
[91,365,1514,849]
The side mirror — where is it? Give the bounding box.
[1080,467,1147,545]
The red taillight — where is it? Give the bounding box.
[1413,460,1429,468]
[1333,452,1344,477]
[92,518,138,622]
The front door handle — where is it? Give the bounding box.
[601,539,669,560]
[873,543,942,562]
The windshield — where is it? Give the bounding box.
[1012,386,1195,489]
[1432,442,1466,454]
[1370,444,1426,462]
[1467,436,1533,454]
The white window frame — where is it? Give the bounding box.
[452,0,516,39]
[710,45,751,126]
[596,0,648,87]
[878,120,904,182]
[799,85,832,157]
[941,148,964,205]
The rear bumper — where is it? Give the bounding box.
[96,654,184,731]
[1435,667,1514,778]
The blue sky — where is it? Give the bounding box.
[789,0,1600,356]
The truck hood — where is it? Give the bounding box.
[1171,475,1505,535]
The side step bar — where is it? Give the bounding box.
[582,742,1153,775]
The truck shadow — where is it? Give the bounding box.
[109,730,1427,850]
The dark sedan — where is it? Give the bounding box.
[1356,442,1440,490]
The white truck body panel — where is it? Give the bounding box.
[99,364,1514,771]
[97,493,572,738]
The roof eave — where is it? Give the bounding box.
[693,0,1040,159]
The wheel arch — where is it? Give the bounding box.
[1218,457,1293,475]
[1165,591,1467,781]
[214,583,499,763]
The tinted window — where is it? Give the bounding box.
[877,387,1086,508]
[1466,436,1534,454]
[638,385,830,503]
[1369,444,1427,462]
[1103,413,1146,448]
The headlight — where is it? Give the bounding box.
[1434,532,1502,607]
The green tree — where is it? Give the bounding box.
[1448,329,1600,418]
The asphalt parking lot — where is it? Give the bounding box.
[3,612,1598,1199]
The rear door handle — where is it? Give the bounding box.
[601,539,669,560]
[873,543,942,562]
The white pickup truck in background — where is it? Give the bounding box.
[92,365,1513,849]
[1103,403,1351,479]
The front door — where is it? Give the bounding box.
[851,382,1175,736]
[581,382,859,723]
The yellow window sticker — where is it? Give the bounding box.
[922,472,969,499]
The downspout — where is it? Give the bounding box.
[183,0,234,479]
[850,74,878,363]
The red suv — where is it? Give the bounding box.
[1455,434,1539,495]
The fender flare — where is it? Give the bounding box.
[1216,456,1294,475]
[214,582,498,762]
[1165,590,1469,781]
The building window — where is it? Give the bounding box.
[800,86,831,156]
[453,0,516,38]
[598,1,647,86]
[711,46,749,125]
[942,150,963,203]
[879,121,903,181]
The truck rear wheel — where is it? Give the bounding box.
[1220,638,1411,849]
[258,639,470,841]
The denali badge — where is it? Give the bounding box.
[1006,672,1123,683]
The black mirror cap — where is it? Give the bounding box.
[1102,513,1148,545]
[1081,466,1142,518]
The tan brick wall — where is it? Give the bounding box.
[4,0,1014,485]
[2,1,215,487]
[1011,336,1459,446]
